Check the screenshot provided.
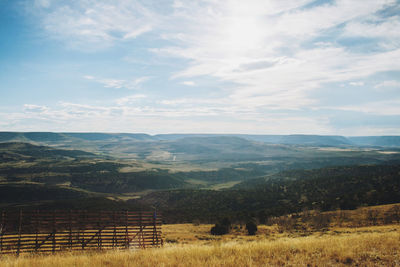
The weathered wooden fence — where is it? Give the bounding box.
[0,210,162,255]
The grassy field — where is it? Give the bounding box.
[1,223,399,266]
[1,204,400,266]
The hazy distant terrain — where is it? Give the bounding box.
[0,132,399,222]
[2,132,400,149]
[1,132,400,163]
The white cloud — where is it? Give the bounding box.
[375,80,400,89]
[181,81,195,86]
[0,101,334,134]
[274,0,396,38]
[344,16,400,40]
[349,81,364,86]
[34,0,400,112]
[159,97,225,107]
[331,99,400,116]
[123,25,153,39]
[99,79,126,89]
[20,0,400,134]
[34,0,51,8]
[23,104,48,113]
[83,75,94,80]
[131,76,151,87]
[116,94,147,105]
[84,75,150,89]
[36,0,156,50]
[152,0,400,111]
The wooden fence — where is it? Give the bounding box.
[0,210,163,255]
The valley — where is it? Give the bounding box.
[0,132,399,224]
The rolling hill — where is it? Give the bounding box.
[0,133,399,224]
[135,164,400,223]
[2,132,400,149]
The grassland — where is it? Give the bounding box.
[1,136,400,265]
[1,224,399,266]
[2,204,400,267]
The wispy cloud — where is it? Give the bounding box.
[349,81,364,86]
[344,16,400,40]
[23,104,48,113]
[324,98,400,116]
[375,80,400,89]
[181,81,195,86]
[1,101,331,134]
[34,0,156,50]
[84,75,150,89]
[34,0,50,8]
[12,0,400,134]
[152,0,400,111]
[83,75,95,80]
[116,94,147,105]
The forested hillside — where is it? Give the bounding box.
[0,138,399,224]
[136,164,400,223]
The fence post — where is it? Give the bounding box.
[139,211,143,248]
[97,211,100,249]
[17,210,22,256]
[77,211,81,250]
[35,210,39,252]
[152,210,156,246]
[0,210,5,253]
[82,210,86,250]
[52,210,56,253]
[125,210,129,249]
[113,211,116,248]
[68,210,72,250]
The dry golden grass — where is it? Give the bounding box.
[1,224,399,267]
[2,204,400,266]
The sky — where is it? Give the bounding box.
[0,0,400,135]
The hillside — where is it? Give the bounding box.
[348,136,400,147]
[0,143,190,207]
[0,142,95,161]
[0,140,400,224]
[3,139,399,189]
[0,183,89,207]
[2,132,400,152]
[136,164,400,223]
[2,132,400,168]
[2,223,399,266]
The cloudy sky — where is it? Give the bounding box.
[1,0,400,135]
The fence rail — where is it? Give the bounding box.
[0,210,163,255]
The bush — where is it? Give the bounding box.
[310,210,331,230]
[245,220,257,235]
[192,219,201,226]
[273,215,298,233]
[210,224,229,235]
[211,217,231,235]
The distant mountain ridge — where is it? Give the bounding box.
[0,142,95,160]
[1,132,400,147]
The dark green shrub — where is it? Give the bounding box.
[210,217,231,235]
[245,220,257,235]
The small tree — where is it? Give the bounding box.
[366,209,379,226]
[210,217,231,235]
[257,210,267,225]
[389,205,400,223]
[276,215,297,233]
[245,220,257,235]
[310,210,330,230]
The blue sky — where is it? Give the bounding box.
[0,0,399,135]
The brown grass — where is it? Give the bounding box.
[2,204,400,266]
[1,224,399,267]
